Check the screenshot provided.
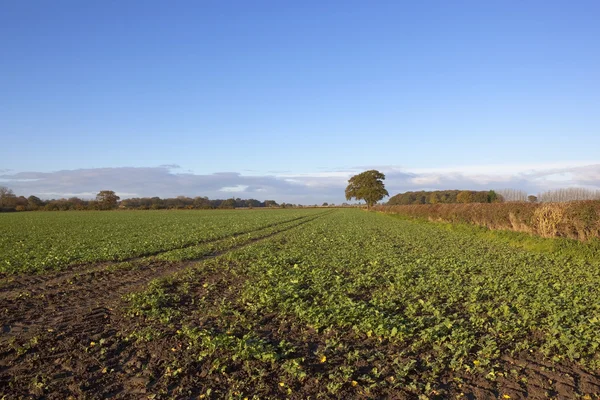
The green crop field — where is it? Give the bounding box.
[0,209,323,274]
[2,209,600,399]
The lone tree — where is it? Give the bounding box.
[345,170,389,209]
[96,190,120,210]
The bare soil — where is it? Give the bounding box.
[2,214,600,399]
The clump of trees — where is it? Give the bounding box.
[345,170,389,209]
[388,190,501,205]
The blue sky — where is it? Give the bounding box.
[1,1,599,202]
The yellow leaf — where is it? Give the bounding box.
[473,360,480,366]
[502,395,511,399]
[351,380,358,387]
[89,342,96,347]
[320,355,327,363]
[279,382,285,387]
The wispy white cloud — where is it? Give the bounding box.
[219,185,250,192]
[0,163,599,204]
[410,176,441,186]
[406,161,597,175]
[0,167,343,203]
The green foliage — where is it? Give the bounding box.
[125,278,182,323]
[488,190,500,203]
[0,209,324,274]
[120,209,600,397]
[96,190,120,210]
[388,189,498,205]
[345,170,389,208]
[457,190,473,203]
[5,208,600,397]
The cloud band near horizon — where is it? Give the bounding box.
[1,163,599,204]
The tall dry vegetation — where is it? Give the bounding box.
[375,200,600,241]
[537,188,600,202]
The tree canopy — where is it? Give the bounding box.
[388,190,502,205]
[96,190,120,210]
[345,170,389,209]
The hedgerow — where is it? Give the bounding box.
[375,201,600,240]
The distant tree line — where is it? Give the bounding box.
[4,184,599,212]
[387,190,501,205]
[119,196,284,210]
[537,188,600,203]
[387,188,600,206]
[0,186,295,212]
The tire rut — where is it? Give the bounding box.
[0,212,328,299]
[0,211,329,343]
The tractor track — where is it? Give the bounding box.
[0,211,329,342]
[0,212,329,299]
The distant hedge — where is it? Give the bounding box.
[387,190,500,205]
[375,201,600,241]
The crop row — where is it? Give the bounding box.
[121,209,600,398]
